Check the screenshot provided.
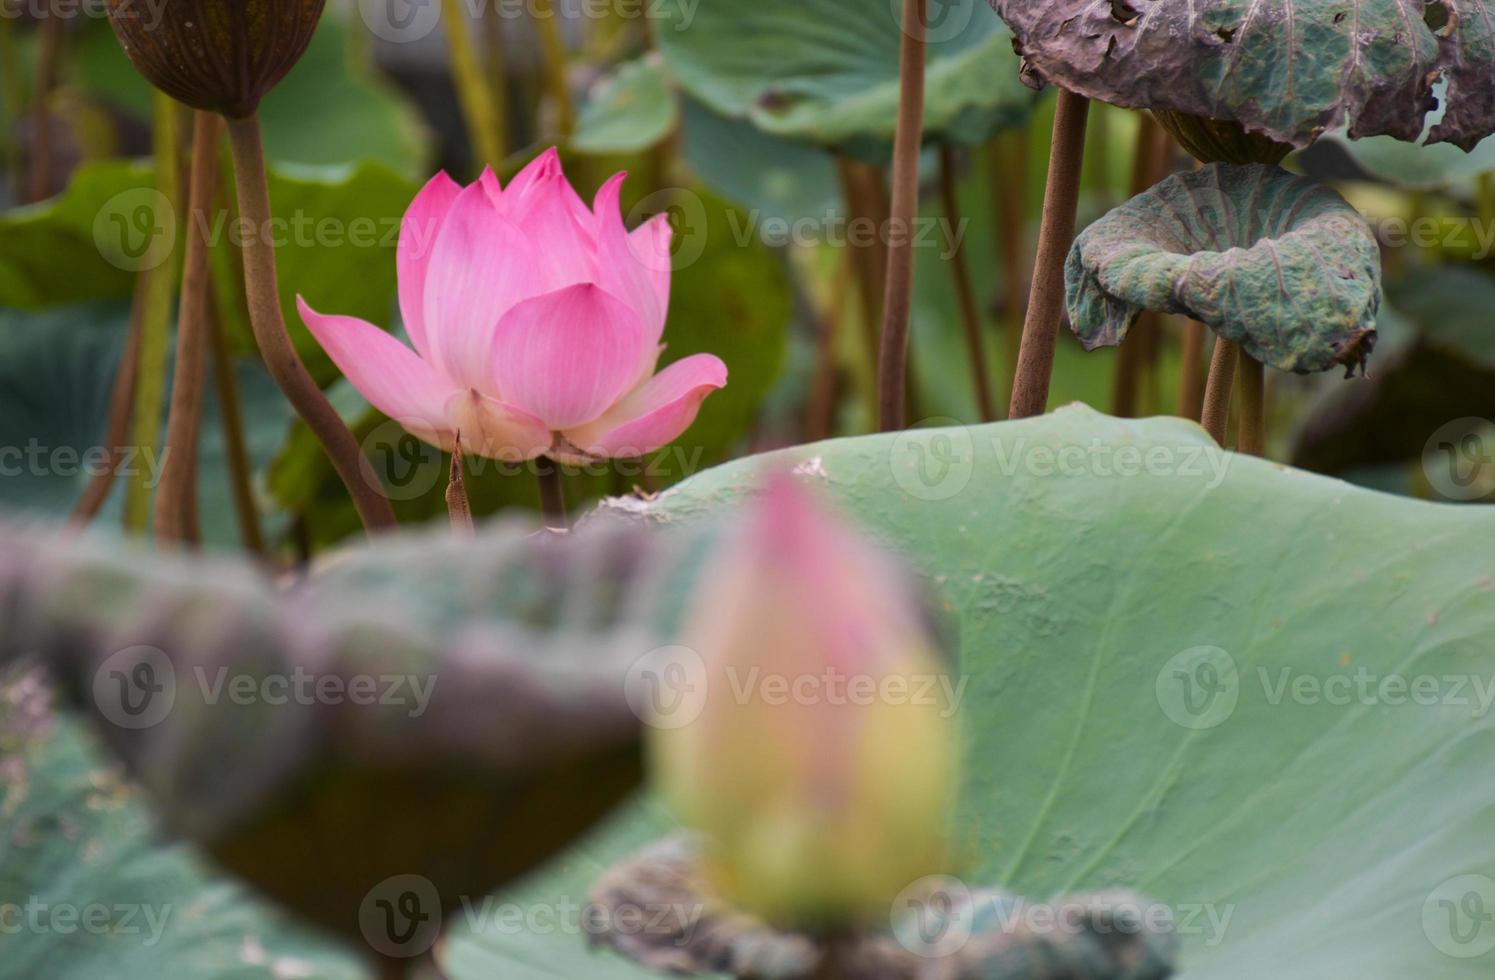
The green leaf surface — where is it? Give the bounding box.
[573,55,680,155]
[450,406,1495,979]
[655,0,1035,149]
[1067,163,1381,374]
[995,0,1495,151]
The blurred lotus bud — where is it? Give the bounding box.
[652,475,959,931]
[104,0,326,118]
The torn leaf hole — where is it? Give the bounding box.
[1424,0,1454,36]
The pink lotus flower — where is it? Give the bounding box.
[297,148,726,463]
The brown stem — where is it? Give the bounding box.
[1236,351,1265,456]
[991,129,1030,411]
[1008,89,1090,419]
[225,113,396,533]
[26,2,65,203]
[875,0,928,432]
[939,145,995,422]
[155,111,222,545]
[70,280,145,526]
[1111,115,1169,419]
[535,456,567,529]
[1200,337,1239,446]
[1177,319,1207,420]
[807,251,854,441]
[446,435,475,534]
[835,158,887,374]
[207,289,266,556]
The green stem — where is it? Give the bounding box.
[938,145,995,422]
[531,0,575,140]
[535,456,567,529]
[124,93,183,533]
[1008,89,1090,419]
[225,112,397,534]
[990,128,1030,413]
[875,0,928,432]
[1200,336,1238,446]
[442,0,506,168]
[155,111,222,546]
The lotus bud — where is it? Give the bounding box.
[1152,109,1293,165]
[651,475,959,931]
[104,0,326,118]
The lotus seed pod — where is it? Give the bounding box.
[652,475,959,932]
[105,0,326,118]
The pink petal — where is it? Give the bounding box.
[561,353,726,460]
[628,213,674,346]
[297,297,454,439]
[397,172,462,360]
[421,181,534,392]
[498,147,592,228]
[504,164,597,293]
[593,172,665,337]
[490,283,649,429]
[444,389,553,462]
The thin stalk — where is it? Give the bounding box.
[124,93,183,533]
[207,286,265,556]
[1236,351,1265,456]
[807,250,855,441]
[477,0,510,153]
[876,0,928,432]
[1008,89,1090,419]
[442,0,506,167]
[155,111,222,545]
[1200,337,1239,446]
[1178,319,1207,420]
[70,279,145,526]
[990,128,1030,409]
[446,434,475,534]
[835,158,887,362]
[225,113,397,533]
[535,456,567,529]
[938,145,995,422]
[1111,114,1167,418]
[26,0,65,203]
[531,0,575,139]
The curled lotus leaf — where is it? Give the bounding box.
[0,517,697,945]
[1066,163,1380,375]
[991,0,1495,151]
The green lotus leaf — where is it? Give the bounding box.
[992,0,1495,151]
[1066,163,1380,374]
[656,0,1035,149]
[0,518,683,948]
[573,54,680,155]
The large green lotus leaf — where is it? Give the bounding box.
[0,302,293,548]
[447,406,1495,979]
[1067,163,1381,375]
[573,55,680,155]
[0,664,360,978]
[70,15,427,177]
[655,0,1035,149]
[993,0,1495,151]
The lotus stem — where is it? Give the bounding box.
[939,146,996,422]
[124,93,184,533]
[1200,337,1239,445]
[1112,115,1169,418]
[1178,319,1207,420]
[447,435,475,535]
[990,129,1030,409]
[834,157,887,418]
[531,0,576,139]
[807,251,855,441]
[1236,352,1265,456]
[441,0,506,167]
[207,288,265,557]
[875,0,928,432]
[535,455,567,529]
[70,279,145,526]
[1009,89,1090,419]
[225,112,397,534]
[26,0,65,203]
[155,111,223,545]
